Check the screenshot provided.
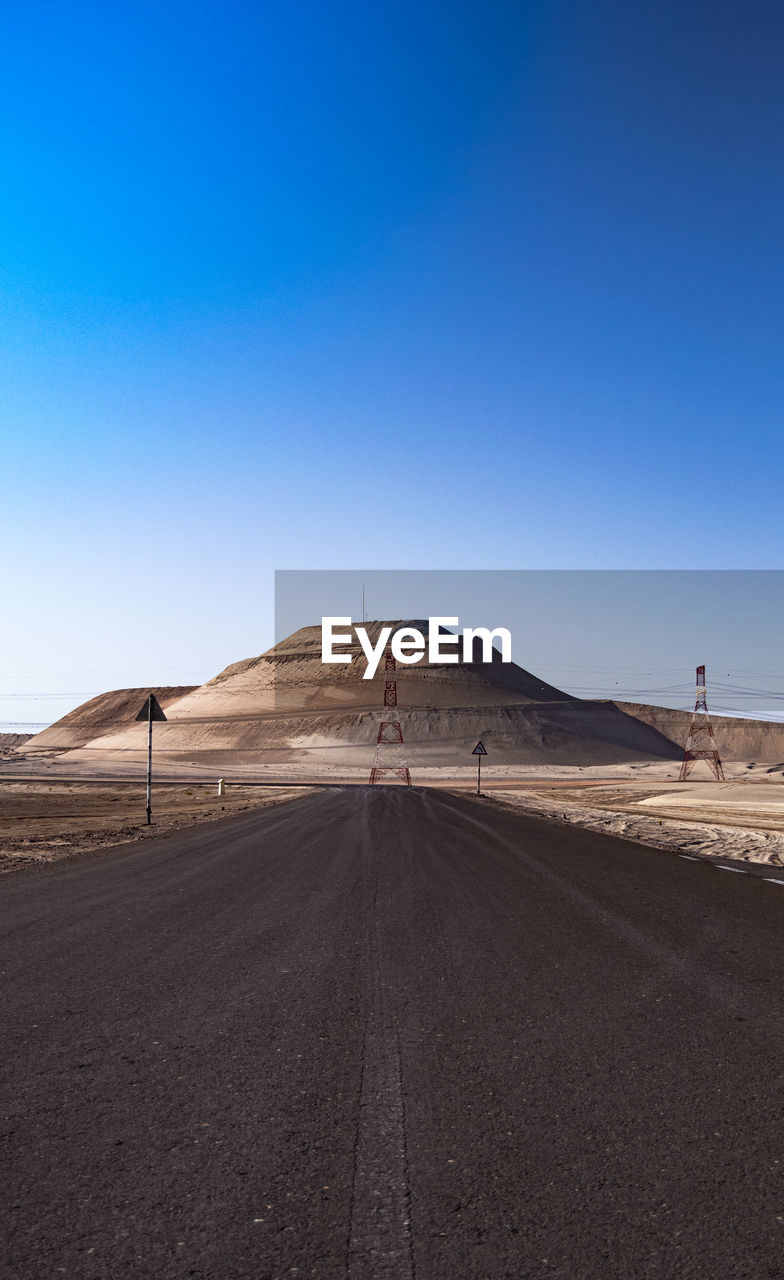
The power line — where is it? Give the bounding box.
[0,723,50,729]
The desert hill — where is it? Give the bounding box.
[19,687,197,755]
[15,623,784,773]
[16,624,675,769]
[612,701,784,764]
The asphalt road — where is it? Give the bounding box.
[2,787,784,1280]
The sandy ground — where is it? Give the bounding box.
[488,776,784,867]
[0,781,314,874]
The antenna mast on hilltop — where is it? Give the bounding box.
[369,652,411,785]
[679,664,725,781]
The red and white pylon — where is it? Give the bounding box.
[369,652,411,784]
[679,664,725,781]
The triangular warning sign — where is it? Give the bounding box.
[135,693,167,722]
[472,739,487,755]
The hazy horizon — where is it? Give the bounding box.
[4,2,782,729]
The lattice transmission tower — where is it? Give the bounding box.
[679,664,725,781]
[369,652,411,785]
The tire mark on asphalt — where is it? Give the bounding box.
[429,793,782,1028]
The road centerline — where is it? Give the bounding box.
[346,790,414,1280]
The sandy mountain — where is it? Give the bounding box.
[16,624,672,769]
[18,687,196,755]
[159,620,577,718]
[612,701,784,764]
[16,622,784,772]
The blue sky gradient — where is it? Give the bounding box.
[3,1,782,726]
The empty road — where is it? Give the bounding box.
[2,787,784,1279]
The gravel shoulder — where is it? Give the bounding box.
[488,779,784,866]
[0,781,315,873]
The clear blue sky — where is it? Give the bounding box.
[3,1,782,727]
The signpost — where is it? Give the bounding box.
[135,694,167,824]
[472,739,487,794]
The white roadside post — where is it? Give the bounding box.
[472,739,487,795]
[135,694,167,826]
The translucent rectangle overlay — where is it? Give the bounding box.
[266,570,784,780]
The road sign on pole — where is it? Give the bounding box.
[135,694,167,825]
[472,739,487,794]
